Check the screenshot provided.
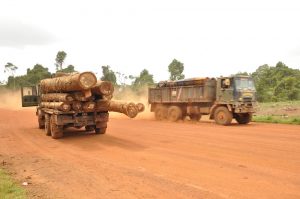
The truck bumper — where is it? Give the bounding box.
[54,112,109,127]
[233,102,256,113]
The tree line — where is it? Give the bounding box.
[2,51,300,102]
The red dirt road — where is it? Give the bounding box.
[0,108,300,199]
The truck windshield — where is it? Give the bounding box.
[234,78,255,90]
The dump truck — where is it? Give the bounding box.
[148,75,256,125]
[21,72,144,139]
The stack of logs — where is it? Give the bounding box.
[39,72,144,118]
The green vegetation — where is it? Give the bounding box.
[168,59,185,81]
[101,65,117,85]
[6,64,51,89]
[55,51,67,71]
[0,169,26,199]
[253,115,300,125]
[3,50,299,103]
[251,62,300,102]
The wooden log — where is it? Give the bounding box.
[72,101,83,112]
[72,92,95,102]
[40,72,97,93]
[91,81,114,96]
[136,103,145,112]
[82,101,96,112]
[41,93,74,102]
[54,72,78,77]
[40,102,71,112]
[108,101,139,118]
[95,100,110,111]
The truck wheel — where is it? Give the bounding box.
[37,110,45,129]
[95,127,106,134]
[167,106,182,122]
[190,114,202,121]
[155,106,167,120]
[214,106,232,125]
[45,114,51,136]
[38,117,45,129]
[85,125,94,131]
[235,113,252,124]
[50,115,63,139]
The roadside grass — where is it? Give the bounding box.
[0,169,26,199]
[253,115,300,125]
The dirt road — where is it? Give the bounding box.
[0,108,299,199]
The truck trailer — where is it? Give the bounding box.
[148,75,256,125]
[21,72,144,139]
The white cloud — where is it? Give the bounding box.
[0,19,56,48]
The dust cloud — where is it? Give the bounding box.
[111,87,154,120]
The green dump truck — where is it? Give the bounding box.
[148,75,256,125]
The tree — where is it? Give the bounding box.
[251,62,300,102]
[6,64,51,89]
[132,69,154,88]
[4,62,18,90]
[100,65,117,85]
[55,51,67,71]
[57,65,76,73]
[168,59,185,80]
[26,64,51,84]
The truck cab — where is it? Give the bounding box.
[21,86,39,107]
[212,75,256,125]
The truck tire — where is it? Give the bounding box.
[95,127,106,134]
[155,106,167,120]
[50,115,63,139]
[235,113,252,124]
[44,114,51,136]
[167,106,182,122]
[190,114,202,121]
[85,125,94,131]
[214,106,232,125]
[37,110,45,129]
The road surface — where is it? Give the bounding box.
[0,108,299,199]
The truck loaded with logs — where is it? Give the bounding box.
[148,75,256,125]
[21,71,144,139]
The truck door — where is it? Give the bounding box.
[21,86,39,107]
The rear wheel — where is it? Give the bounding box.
[50,115,63,139]
[38,110,45,129]
[214,106,233,125]
[235,113,252,124]
[44,114,51,136]
[167,106,182,122]
[95,127,107,134]
[154,106,167,120]
[190,114,202,121]
[85,125,94,131]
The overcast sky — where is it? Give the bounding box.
[1,0,300,82]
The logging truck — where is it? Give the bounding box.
[148,75,256,125]
[21,72,144,139]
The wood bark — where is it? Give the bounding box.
[96,100,139,118]
[82,101,96,112]
[72,101,83,112]
[40,102,71,112]
[40,72,97,93]
[41,93,74,102]
[91,81,114,96]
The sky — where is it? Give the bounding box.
[0,0,300,83]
